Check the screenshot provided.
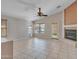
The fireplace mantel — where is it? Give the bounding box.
[65,29,77,41]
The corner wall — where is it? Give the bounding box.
[7,17,29,41]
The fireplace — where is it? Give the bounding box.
[65,29,77,41]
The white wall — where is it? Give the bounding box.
[33,11,64,39]
[7,17,30,41]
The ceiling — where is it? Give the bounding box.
[1,0,76,21]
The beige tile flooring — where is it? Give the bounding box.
[13,38,77,59]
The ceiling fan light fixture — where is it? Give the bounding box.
[37,8,48,17]
[37,12,43,16]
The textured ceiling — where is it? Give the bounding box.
[1,0,76,21]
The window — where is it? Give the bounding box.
[35,24,45,33]
[39,24,45,33]
[1,19,7,37]
[35,24,40,33]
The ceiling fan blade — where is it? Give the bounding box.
[42,15,48,16]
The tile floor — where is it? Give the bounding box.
[13,38,77,59]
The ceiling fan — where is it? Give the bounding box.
[37,8,48,16]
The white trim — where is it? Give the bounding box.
[64,24,77,27]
